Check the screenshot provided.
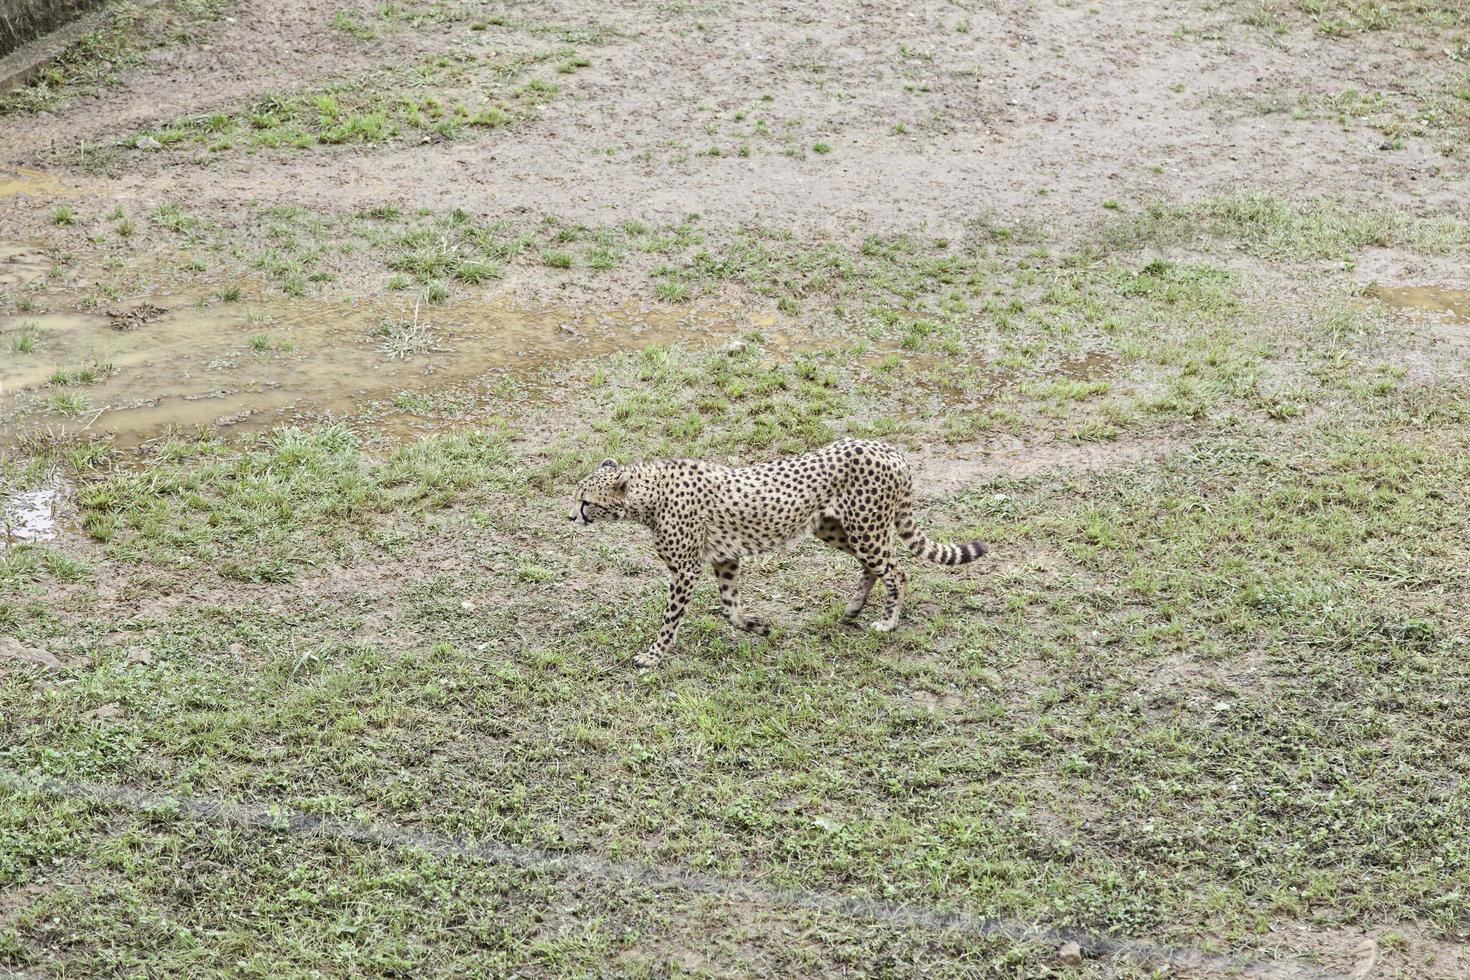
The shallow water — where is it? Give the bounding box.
[2,485,60,544]
[1369,284,1470,323]
[0,289,755,447]
[0,242,53,288]
[0,167,79,200]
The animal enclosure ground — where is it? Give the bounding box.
[1,0,1469,976]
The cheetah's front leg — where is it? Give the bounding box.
[635,566,699,667]
[712,559,770,636]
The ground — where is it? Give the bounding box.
[1,0,1469,976]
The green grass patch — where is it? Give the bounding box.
[122,49,575,155]
[1100,191,1470,260]
[72,427,519,582]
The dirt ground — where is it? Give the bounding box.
[3,1,1470,977]
[4,0,1467,262]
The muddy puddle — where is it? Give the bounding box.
[0,167,81,200]
[1,484,62,544]
[1369,284,1470,324]
[0,288,762,448]
[0,243,53,288]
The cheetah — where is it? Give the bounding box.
[569,438,988,667]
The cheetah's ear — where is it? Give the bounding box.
[599,457,618,469]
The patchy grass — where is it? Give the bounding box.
[1098,191,1470,260]
[331,10,376,40]
[46,362,114,386]
[117,49,590,158]
[5,181,1470,975]
[2,371,1468,974]
[1236,0,1468,48]
[1222,2,1469,153]
[70,426,518,581]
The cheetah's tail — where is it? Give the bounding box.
[896,512,988,566]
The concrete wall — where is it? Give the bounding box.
[0,0,108,57]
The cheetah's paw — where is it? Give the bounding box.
[736,616,772,636]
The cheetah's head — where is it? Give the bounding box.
[569,458,629,524]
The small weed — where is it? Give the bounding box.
[8,322,39,354]
[377,307,438,358]
[587,246,619,271]
[151,203,195,232]
[394,390,434,413]
[332,11,376,39]
[48,390,91,416]
[49,361,113,385]
[453,259,501,284]
[470,106,512,127]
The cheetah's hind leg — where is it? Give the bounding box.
[813,515,877,619]
[841,520,905,633]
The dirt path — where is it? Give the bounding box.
[2,0,1465,244]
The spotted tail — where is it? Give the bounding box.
[896,511,988,566]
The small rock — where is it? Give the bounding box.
[87,704,123,721]
[1058,941,1084,966]
[126,646,152,665]
[228,642,246,655]
[0,636,61,670]
[136,135,162,150]
[460,600,476,612]
[1350,937,1379,979]
[559,323,578,335]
